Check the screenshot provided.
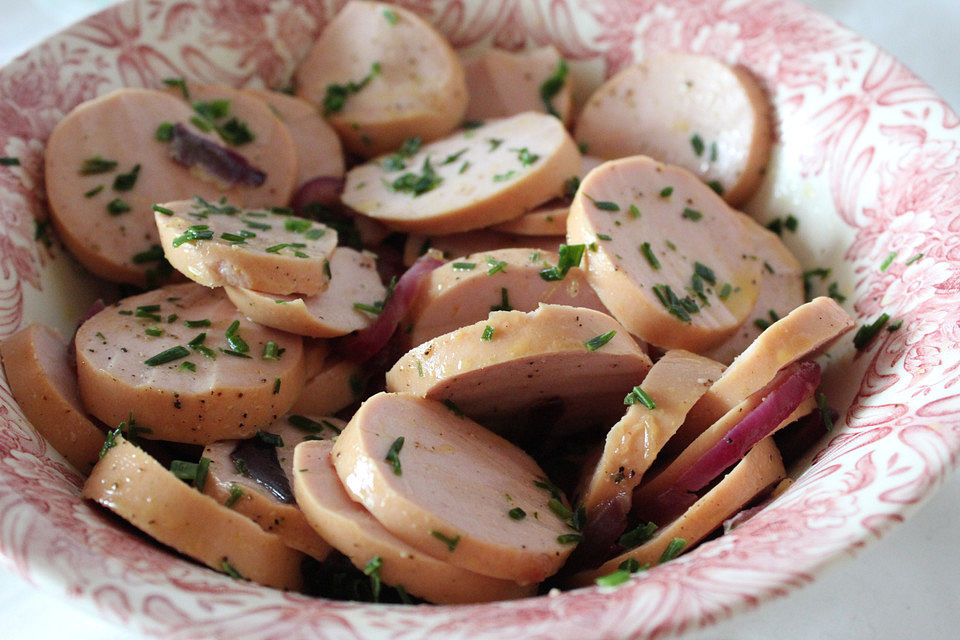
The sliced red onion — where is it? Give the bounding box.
[291,175,345,214]
[565,495,629,572]
[335,255,443,362]
[670,361,821,494]
[169,123,266,187]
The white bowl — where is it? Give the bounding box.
[1,1,958,638]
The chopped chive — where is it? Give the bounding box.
[283,218,312,233]
[442,398,464,417]
[195,456,211,490]
[534,478,563,499]
[323,258,332,279]
[363,555,383,603]
[623,385,656,409]
[184,318,211,328]
[816,391,834,432]
[144,345,190,366]
[220,232,248,243]
[151,204,174,216]
[827,281,846,303]
[785,214,799,232]
[659,186,674,198]
[243,219,271,231]
[512,147,540,166]
[84,185,104,198]
[764,261,775,274]
[539,243,585,282]
[548,498,572,520]
[107,198,131,215]
[99,426,122,458]
[0,157,20,166]
[177,361,196,372]
[557,533,584,544]
[288,414,333,433]
[462,119,484,130]
[905,253,923,265]
[221,561,244,580]
[171,225,213,247]
[486,255,507,275]
[887,318,903,332]
[385,436,404,475]
[390,156,442,196]
[163,77,190,99]
[481,325,494,341]
[707,180,724,195]
[693,262,716,285]
[492,170,515,182]
[321,61,382,115]
[262,341,280,360]
[257,430,284,447]
[508,507,526,520]
[585,194,620,211]
[682,207,703,221]
[273,377,281,394]
[659,537,686,563]
[132,245,165,263]
[717,283,733,300]
[540,58,568,118]
[639,242,660,269]
[585,330,616,351]
[112,164,140,191]
[225,482,243,507]
[597,233,613,241]
[430,530,460,551]
[487,138,504,151]
[170,459,199,480]
[144,326,163,337]
[618,521,658,548]
[853,313,890,350]
[690,133,705,156]
[155,122,174,141]
[353,302,383,315]
[595,569,631,587]
[458,161,470,174]
[628,204,641,219]
[80,155,118,175]
[452,261,476,271]
[417,360,423,377]
[490,287,512,311]
[218,348,252,358]
[880,251,897,271]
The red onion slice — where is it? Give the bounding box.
[670,361,821,494]
[336,255,443,362]
[566,494,629,572]
[291,175,345,214]
[169,123,266,186]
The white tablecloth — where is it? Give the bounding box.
[1,1,958,638]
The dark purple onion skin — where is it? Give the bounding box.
[291,175,345,214]
[230,435,294,504]
[335,254,444,363]
[169,123,266,186]
[565,495,629,572]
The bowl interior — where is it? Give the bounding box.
[1,1,959,638]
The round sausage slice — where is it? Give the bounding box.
[155,200,337,295]
[404,247,607,348]
[295,0,467,157]
[567,155,762,351]
[580,350,724,517]
[574,54,772,207]
[331,392,576,584]
[678,296,855,447]
[245,88,345,184]
[76,283,304,444]
[289,357,363,416]
[490,202,570,236]
[570,437,784,587]
[224,247,386,338]
[43,89,289,286]
[463,46,573,126]
[84,436,304,590]
[387,304,653,435]
[293,439,536,603]
[703,214,805,365]
[201,414,343,560]
[0,323,105,473]
[403,230,561,266]
[343,112,580,234]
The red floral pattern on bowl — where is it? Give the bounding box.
[0,1,958,638]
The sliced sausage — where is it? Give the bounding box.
[155,200,337,295]
[703,213,804,365]
[293,439,536,603]
[76,283,304,444]
[0,323,105,472]
[168,83,299,207]
[404,247,608,348]
[490,202,569,236]
[43,88,293,286]
[463,46,573,126]
[201,414,344,559]
[566,155,762,351]
[343,112,580,234]
[580,350,724,516]
[246,88,345,184]
[574,54,772,207]
[403,230,561,266]
[331,392,576,584]
[84,436,304,590]
[295,0,467,157]
[386,304,653,436]
[289,357,363,416]
[223,247,386,338]
[570,437,784,586]
[677,296,855,448]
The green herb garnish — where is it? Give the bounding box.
[385,436,404,475]
[585,330,616,351]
